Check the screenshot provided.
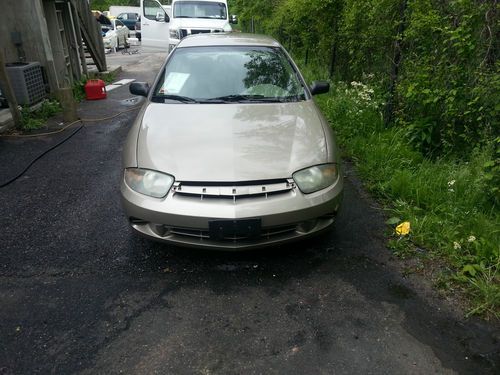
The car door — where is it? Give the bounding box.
[115,20,126,44]
[140,0,170,49]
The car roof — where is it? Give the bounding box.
[177,33,282,48]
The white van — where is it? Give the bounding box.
[139,0,172,49]
[168,0,236,52]
[139,0,236,51]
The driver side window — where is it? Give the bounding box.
[144,0,166,21]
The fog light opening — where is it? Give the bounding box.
[130,217,148,225]
[151,224,170,237]
[297,219,318,234]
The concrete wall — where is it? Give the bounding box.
[0,0,65,92]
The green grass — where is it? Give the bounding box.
[21,100,62,131]
[303,68,499,319]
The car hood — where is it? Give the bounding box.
[137,101,328,182]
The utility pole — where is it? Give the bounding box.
[0,49,23,129]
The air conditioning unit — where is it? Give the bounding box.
[5,62,46,106]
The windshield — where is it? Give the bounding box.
[100,23,114,32]
[153,46,307,103]
[173,1,227,19]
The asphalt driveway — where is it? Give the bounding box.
[0,48,498,375]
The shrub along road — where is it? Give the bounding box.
[0,50,498,374]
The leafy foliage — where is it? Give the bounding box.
[21,100,62,130]
[229,0,500,317]
[230,0,499,158]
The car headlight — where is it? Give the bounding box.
[124,168,174,198]
[293,164,338,194]
[169,29,179,39]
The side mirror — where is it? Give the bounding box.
[130,82,150,97]
[310,81,330,96]
[230,15,238,24]
[156,12,165,22]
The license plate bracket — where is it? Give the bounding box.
[209,219,262,241]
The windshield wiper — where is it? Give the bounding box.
[174,16,193,18]
[152,95,198,104]
[202,94,269,103]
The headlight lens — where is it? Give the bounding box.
[169,29,179,39]
[293,164,338,194]
[124,168,174,198]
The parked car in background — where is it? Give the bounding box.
[117,12,140,31]
[135,16,141,41]
[100,18,130,51]
[122,33,343,249]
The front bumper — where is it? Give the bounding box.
[103,38,114,49]
[121,177,343,250]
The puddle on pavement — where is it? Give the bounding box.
[120,97,144,106]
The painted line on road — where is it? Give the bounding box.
[106,79,136,92]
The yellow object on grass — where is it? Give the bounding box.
[396,221,411,236]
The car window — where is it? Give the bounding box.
[153,46,307,102]
[101,22,114,31]
[173,1,227,19]
[118,13,127,20]
[116,20,125,27]
[144,0,166,21]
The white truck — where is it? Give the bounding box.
[168,0,236,52]
[139,0,236,51]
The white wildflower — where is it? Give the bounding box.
[447,180,456,187]
[453,241,461,250]
[467,236,476,243]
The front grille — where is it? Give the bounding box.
[191,29,211,35]
[179,28,222,39]
[171,179,295,202]
[166,224,297,242]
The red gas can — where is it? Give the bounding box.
[84,79,107,100]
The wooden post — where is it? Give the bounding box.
[0,50,23,129]
[57,87,78,123]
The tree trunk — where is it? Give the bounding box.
[384,0,408,126]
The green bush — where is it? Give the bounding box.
[21,100,62,130]
[315,73,499,317]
